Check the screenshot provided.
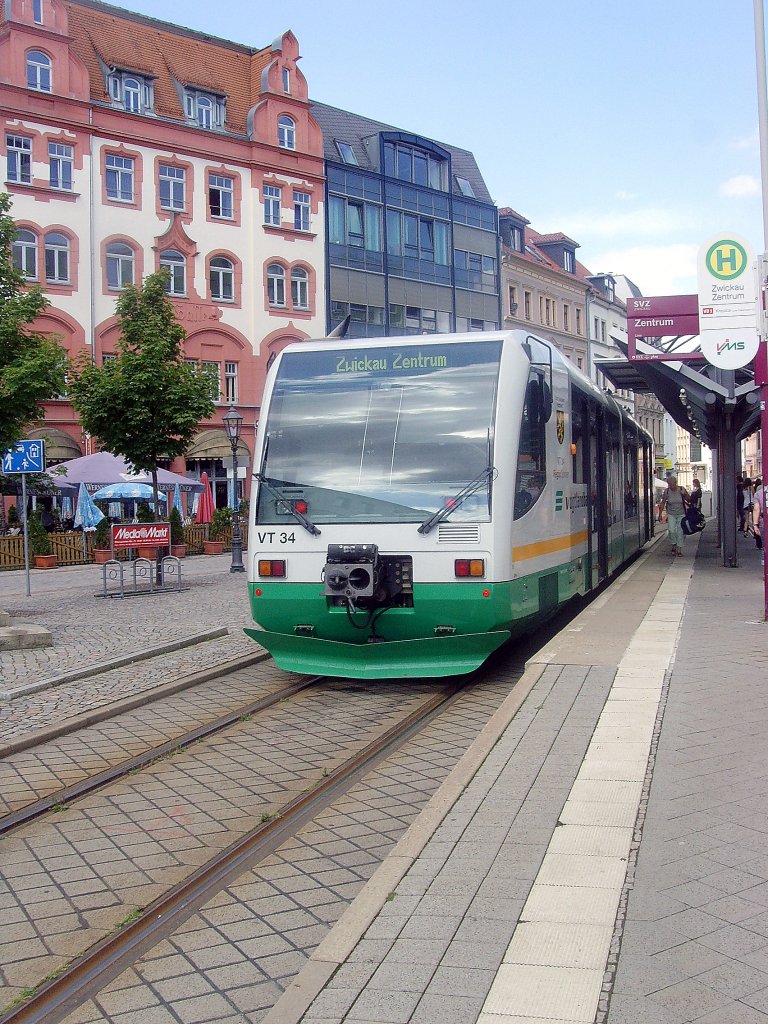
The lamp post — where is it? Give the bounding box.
[223,404,245,574]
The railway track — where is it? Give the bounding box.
[2,680,468,1024]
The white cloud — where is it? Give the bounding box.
[719,174,761,198]
[588,243,699,297]
[615,190,638,201]
[731,130,759,151]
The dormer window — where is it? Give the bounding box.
[108,71,154,114]
[184,89,225,130]
[27,50,51,92]
[563,249,575,273]
[605,278,615,302]
[383,140,447,191]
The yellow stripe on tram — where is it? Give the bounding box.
[513,529,589,562]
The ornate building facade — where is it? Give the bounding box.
[1,0,325,503]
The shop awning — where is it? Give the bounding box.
[185,429,250,460]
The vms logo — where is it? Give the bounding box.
[716,339,746,353]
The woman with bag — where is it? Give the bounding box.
[658,476,689,556]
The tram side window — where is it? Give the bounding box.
[624,442,638,519]
[571,389,586,484]
[514,373,547,519]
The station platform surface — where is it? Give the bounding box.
[264,525,768,1024]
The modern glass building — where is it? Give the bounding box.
[310,102,500,339]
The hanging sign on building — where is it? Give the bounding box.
[697,234,760,369]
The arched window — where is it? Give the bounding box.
[277,115,295,150]
[267,263,286,306]
[291,267,308,309]
[160,249,185,296]
[12,229,37,280]
[44,232,69,283]
[197,96,213,129]
[123,77,141,113]
[210,256,234,302]
[26,50,52,92]
[106,242,135,290]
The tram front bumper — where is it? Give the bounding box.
[243,627,510,680]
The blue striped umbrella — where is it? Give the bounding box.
[74,482,105,558]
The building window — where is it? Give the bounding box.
[508,285,517,315]
[563,304,569,331]
[184,90,225,129]
[329,196,382,251]
[48,142,73,190]
[291,266,308,309]
[545,298,553,326]
[335,140,357,164]
[224,362,238,403]
[210,256,234,302]
[390,304,450,334]
[160,249,185,295]
[203,361,222,401]
[267,263,286,306]
[383,140,446,190]
[106,154,134,202]
[106,242,134,290]
[44,232,69,283]
[27,50,52,92]
[563,249,575,273]
[159,164,185,211]
[593,316,599,340]
[208,174,233,219]
[32,0,43,22]
[7,135,32,184]
[293,190,310,232]
[12,229,37,279]
[386,210,449,264]
[524,291,532,320]
[264,185,281,226]
[576,308,582,335]
[455,175,475,198]
[282,67,290,93]
[108,72,154,114]
[601,320,607,342]
[510,225,523,251]
[278,115,295,150]
[454,250,496,293]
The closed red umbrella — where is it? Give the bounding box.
[196,471,215,524]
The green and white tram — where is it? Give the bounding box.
[245,331,654,678]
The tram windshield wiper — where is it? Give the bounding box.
[417,466,496,535]
[253,473,321,536]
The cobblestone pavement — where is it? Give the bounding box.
[0,555,259,741]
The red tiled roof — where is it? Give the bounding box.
[498,206,530,223]
[534,231,579,248]
[63,1,272,134]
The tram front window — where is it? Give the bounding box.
[256,341,501,525]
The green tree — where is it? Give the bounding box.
[0,192,69,528]
[68,270,218,514]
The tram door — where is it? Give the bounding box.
[591,407,609,583]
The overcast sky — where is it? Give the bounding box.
[114,0,766,297]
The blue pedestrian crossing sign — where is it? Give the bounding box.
[2,439,46,474]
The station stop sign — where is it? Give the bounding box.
[697,234,760,369]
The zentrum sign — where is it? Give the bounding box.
[697,233,759,369]
[112,523,170,550]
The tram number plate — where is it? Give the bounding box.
[256,531,296,544]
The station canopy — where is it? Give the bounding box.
[596,336,760,449]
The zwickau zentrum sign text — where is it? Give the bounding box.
[697,234,760,370]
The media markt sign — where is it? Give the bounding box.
[697,234,759,368]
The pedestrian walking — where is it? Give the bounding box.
[658,475,689,556]
[689,478,702,512]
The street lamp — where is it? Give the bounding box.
[222,404,245,573]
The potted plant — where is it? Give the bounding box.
[203,506,230,554]
[93,516,112,564]
[135,500,158,559]
[29,510,57,568]
[169,506,186,558]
